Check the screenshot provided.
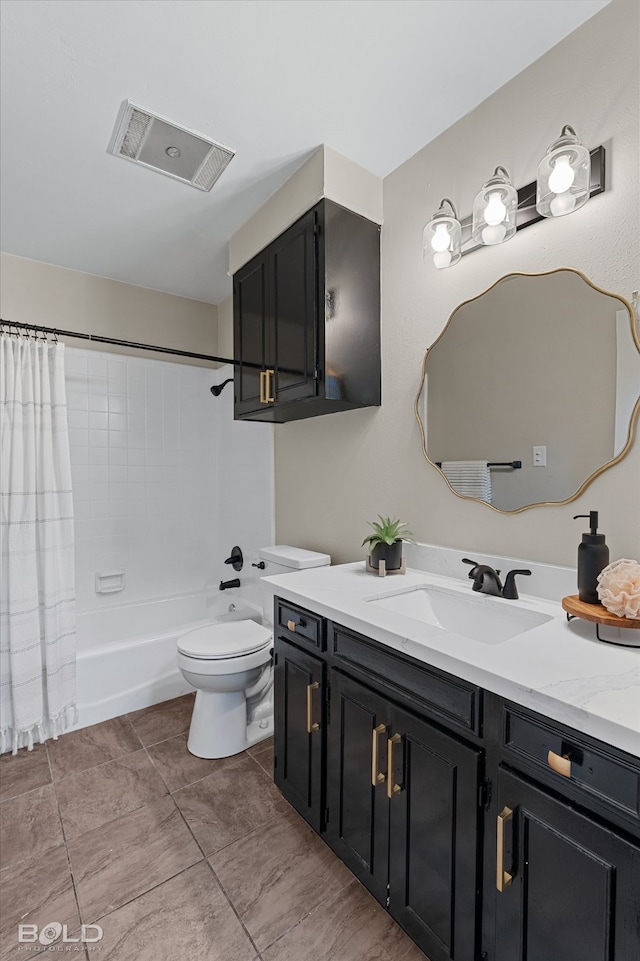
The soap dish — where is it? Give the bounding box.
[562,595,640,647]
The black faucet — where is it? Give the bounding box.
[462,559,531,599]
[219,578,241,591]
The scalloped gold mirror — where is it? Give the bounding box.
[416,269,640,513]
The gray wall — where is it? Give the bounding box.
[274,0,640,565]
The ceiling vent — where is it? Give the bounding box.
[108,101,235,192]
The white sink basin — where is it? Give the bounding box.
[368,586,553,644]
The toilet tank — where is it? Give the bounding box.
[258,546,331,623]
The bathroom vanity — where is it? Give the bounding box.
[269,563,640,961]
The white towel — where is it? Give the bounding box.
[440,461,492,502]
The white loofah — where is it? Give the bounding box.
[596,558,640,618]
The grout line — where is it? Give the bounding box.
[154,780,261,956]
[46,745,90,959]
[144,741,247,795]
[90,860,207,927]
[204,858,262,957]
[257,876,358,956]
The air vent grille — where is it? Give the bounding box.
[119,109,153,159]
[108,101,235,192]
[193,145,234,190]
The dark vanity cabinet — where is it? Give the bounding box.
[273,596,640,961]
[494,769,640,961]
[328,670,482,961]
[233,199,380,422]
[489,699,640,961]
[273,601,327,832]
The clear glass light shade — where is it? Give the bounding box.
[536,125,590,218]
[423,199,461,269]
[472,167,517,246]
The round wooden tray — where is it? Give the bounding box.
[562,595,640,646]
[562,595,640,628]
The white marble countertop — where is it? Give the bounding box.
[264,562,640,758]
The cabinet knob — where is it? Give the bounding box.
[287,619,297,632]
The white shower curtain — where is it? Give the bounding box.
[0,333,77,754]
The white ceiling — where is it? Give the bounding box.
[0,0,609,306]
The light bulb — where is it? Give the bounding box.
[481,223,507,245]
[484,192,507,226]
[431,222,451,252]
[550,192,577,217]
[433,250,453,269]
[548,155,575,194]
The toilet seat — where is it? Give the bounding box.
[178,620,272,660]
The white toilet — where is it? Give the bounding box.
[177,546,330,758]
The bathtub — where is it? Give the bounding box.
[74,593,264,731]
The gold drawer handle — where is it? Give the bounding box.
[496,806,514,892]
[547,750,572,778]
[266,368,275,403]
[386,733,402,799]
[259,370,267,404]
[287,619,297,632]
[306,681,320,733]
[371,724,387,786]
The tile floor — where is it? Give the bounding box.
[0,694,428,961]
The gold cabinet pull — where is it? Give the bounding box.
[547,750,572,778]
[266,368,275,403]
[496,806,514,892]
[259,370,267,404]
[306,681,320,733]
[386,733,402,799]
[371,724,387,786]
[287,619,296,632]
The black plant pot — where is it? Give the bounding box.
[370,540,403,571]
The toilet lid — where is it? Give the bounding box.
[178,620,272,659]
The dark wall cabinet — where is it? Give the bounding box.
[273,596,640,961]
[233,199,380,422]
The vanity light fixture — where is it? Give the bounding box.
[536,125,591,218]
[472,166,517,246]
[424,127,605,268]
[423,198,462,269]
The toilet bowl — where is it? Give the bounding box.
[177,545,330,758]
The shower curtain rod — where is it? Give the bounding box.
[0,319,239,367]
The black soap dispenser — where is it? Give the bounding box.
[573,511,609,605]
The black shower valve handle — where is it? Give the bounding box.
[224,546,243,572]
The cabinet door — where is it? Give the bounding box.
[495,768,640,961]
[388,705,482,961]
[326,671,390,905]
[270,207,317,405]
[233,253,269,416]
[273,640,325,832]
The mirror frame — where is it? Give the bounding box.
[415,267,640,514]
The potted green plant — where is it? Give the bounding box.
[362,515,414,572]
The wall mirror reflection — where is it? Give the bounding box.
[416,268,640,513]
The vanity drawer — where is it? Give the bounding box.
[503,705,640,822]
[330,622,481,735]
[276,599,325,652]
